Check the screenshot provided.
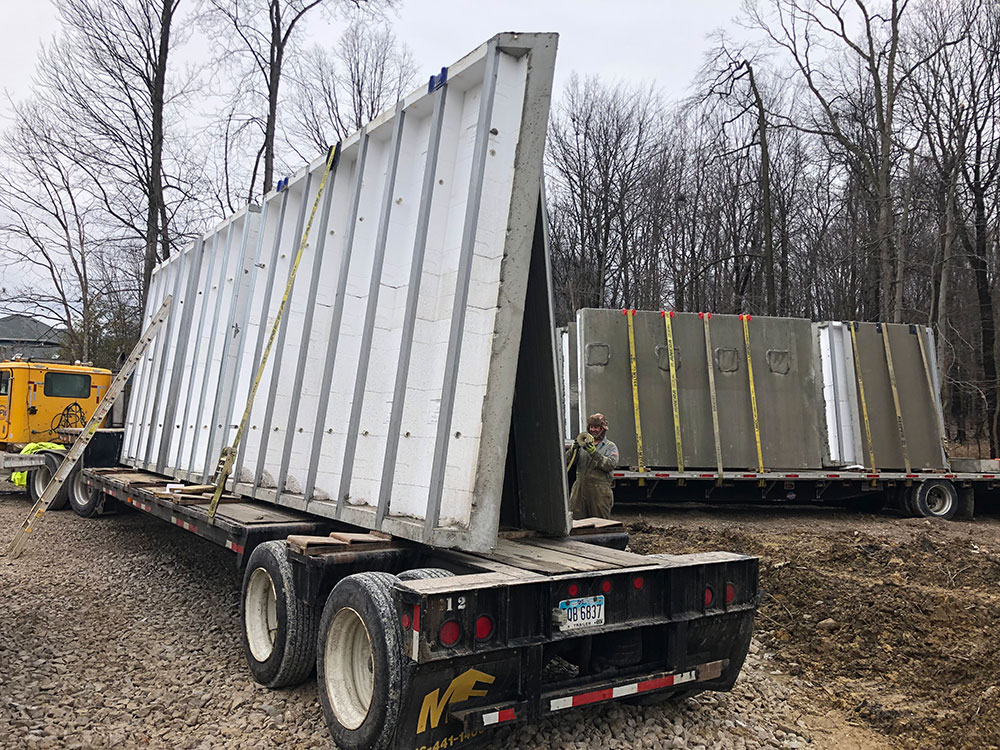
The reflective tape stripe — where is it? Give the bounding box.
[482,708,516,726]
[410,605,420,660]
[224,540,245,554]
[549,669,698,712]
[170,516,197,533]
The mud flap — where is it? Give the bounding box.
[957,485,975,520]
[395,654,521,750]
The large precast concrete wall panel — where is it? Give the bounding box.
[122,34,567,552]
[816,321,946,471]
[577,309,826,471]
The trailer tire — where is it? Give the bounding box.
[241,540,318,688]
[894,485,918,517]
[913,480,958,521]
[68,466,106,517]
[318,572,404,750]
[397,567,453,581]
[28,453,70,510]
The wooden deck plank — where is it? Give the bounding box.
[487,539,609,574]
[526,537,650,568]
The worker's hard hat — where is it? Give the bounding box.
[587,413,608,429]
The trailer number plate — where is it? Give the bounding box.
[559,595,605,629]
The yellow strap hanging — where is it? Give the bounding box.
[848,321,877,473]
[702,313,724,484]
[741,315,764,476]
[880,324,911,474]
[625,309,645,486]
[663,311,684,475]
[209,144,341,520]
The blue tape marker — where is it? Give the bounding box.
[427,66,448,94]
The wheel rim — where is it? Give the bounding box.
[245,568,278,662]
[71,471,89,506]
[925,485,953,516]
[326,606,374,730]
[33,464,52,499]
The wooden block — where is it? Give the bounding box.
[572,517,622,530]
[327,531,391,544]
[286,535,351,554]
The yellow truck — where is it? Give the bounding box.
[0,360,112,506]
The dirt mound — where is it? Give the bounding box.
[629,514,1000,750]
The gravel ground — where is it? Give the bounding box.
[0,489,891,750]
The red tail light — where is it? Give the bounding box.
[633,576,644,590]
[601,580,612,594]
[401,613,411,630]
[475,615,494,641]
[568,583,579,597]
[725,583,736,604]
[704,586,714,607]
[439,620,461,646]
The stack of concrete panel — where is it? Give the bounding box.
[575,309,826,471]
[570,310,948,472]
[122,34,566,553]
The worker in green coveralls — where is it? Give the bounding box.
[566,413,619,519]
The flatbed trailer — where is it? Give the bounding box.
[77,465,758,750]
[609,467,993,519]
[19,33,761,750]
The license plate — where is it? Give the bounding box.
[559,595,605,629]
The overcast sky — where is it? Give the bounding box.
[0,0,745,113]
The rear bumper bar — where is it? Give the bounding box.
[450,659,725,731]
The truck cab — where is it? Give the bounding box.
[0,361,112,448]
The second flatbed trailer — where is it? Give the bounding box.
[609,466,993,519]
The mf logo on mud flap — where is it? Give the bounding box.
[417,668,495,733]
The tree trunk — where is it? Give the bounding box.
[142,0,175,310]
[746,64,776,316]
[892,149,915,323]
[970,184,998,456]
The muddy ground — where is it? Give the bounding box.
[620,501,1000,750]
[2,478,998,749]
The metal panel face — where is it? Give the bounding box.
[123,33,561,552]
[577,309,826,470]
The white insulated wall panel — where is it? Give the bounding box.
[122,33,559,552]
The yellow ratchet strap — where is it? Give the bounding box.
[742,315,765,482]
[702,313,724,485]
[209,143,342,521]
[662,311,684,477]
[849,321,877,474]
[625,309,645,486]
[880,324,911,474]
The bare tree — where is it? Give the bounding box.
[205,0,394,201]
[0,102,100,361]
[744,0,959,320]
[698,41,780,314]
[287,17,416,155]
[37,0,189,308]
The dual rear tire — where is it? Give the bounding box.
[239,553,453,750]
[27,452,69,510]
[898,479,959,520]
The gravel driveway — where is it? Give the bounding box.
[0,491,888,750]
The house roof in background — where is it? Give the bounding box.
[0,314,62,344]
